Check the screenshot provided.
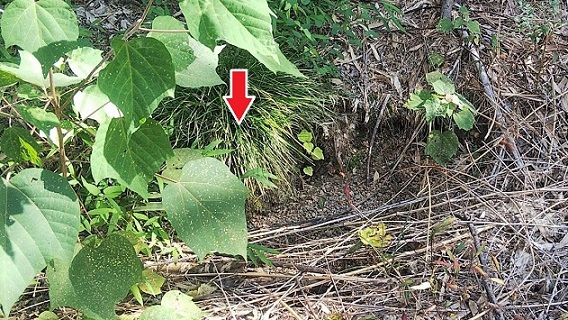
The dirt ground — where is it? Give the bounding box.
[9,0,568,319]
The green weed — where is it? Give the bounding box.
[269,0,404,76]
[155,46,335,194]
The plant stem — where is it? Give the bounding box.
[154,173,178,183]
[49,69,67,177]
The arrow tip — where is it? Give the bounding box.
[224,69,255,125]
[223,96,255,125]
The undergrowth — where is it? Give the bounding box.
[269,0,404,76]
[154,46,335,195]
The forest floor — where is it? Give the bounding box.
[10,0,568,319]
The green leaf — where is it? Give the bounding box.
[455,93,476,112]
[49,234,143,320]
[297,129,312,143]
[431,79,455,95]
[458,6,470,18]
[466,20,480,35]
[47,259,102,320]
[424,98,447,122]
[148,16,224,88]
[426,71,448,86]
[454,17,465,28]
[311,147,324,160]
[425,130,459,165]
[162,157,249,260]
[69,234,143,316]
[73,84,122,124]
[453,108,475,131]
[16,106,60,134]
[0,70,20,87]
[431,216,457,236]
[81,176,100,196]
[404,90,431,110]
[161,148,204,182]
[98,38,175,129]
[139,290,205,320]
[32,40,80,77]
[358,223,393,248]
[179,0,303,77]
[38,311,59,320]
[138,269,165,296]
[67,47,105,78]
[303,166,313,176]
[0,127,43,165]
[437,17,454,33]
[303,142,314,153]
[0,50,82,88]
[428,52,445,67]
[241,167,279,188]
[251,45,305,77]
[1,169,80,315]
[91,118,174,198]
[1,0,79,53]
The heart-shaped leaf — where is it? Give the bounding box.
[1,0,78,52]
[1,169,80,315]
[98,38,175,129]
[69,234,143,319]
[49,234,143,320]
[91,118,173,198]
[425,130,459,165]
[162,157,249,260]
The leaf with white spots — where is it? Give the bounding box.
[162,157,249,260]
[66,234,143,319]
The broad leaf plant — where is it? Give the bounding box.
[0,0,302,318]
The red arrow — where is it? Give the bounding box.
[223,69,255,125]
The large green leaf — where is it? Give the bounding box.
[70,234,143,319]
[49,234,143,320]
[148,16,224,88]
[91,118,174,198]
[162,157,249,260]
[139,291,205,320]
[1,0,78,53]
[0,169,80,316]
[98,38,175,129]
[179,0,302,77]
[47,259,105,320]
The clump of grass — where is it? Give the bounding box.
[155,46,335,195]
